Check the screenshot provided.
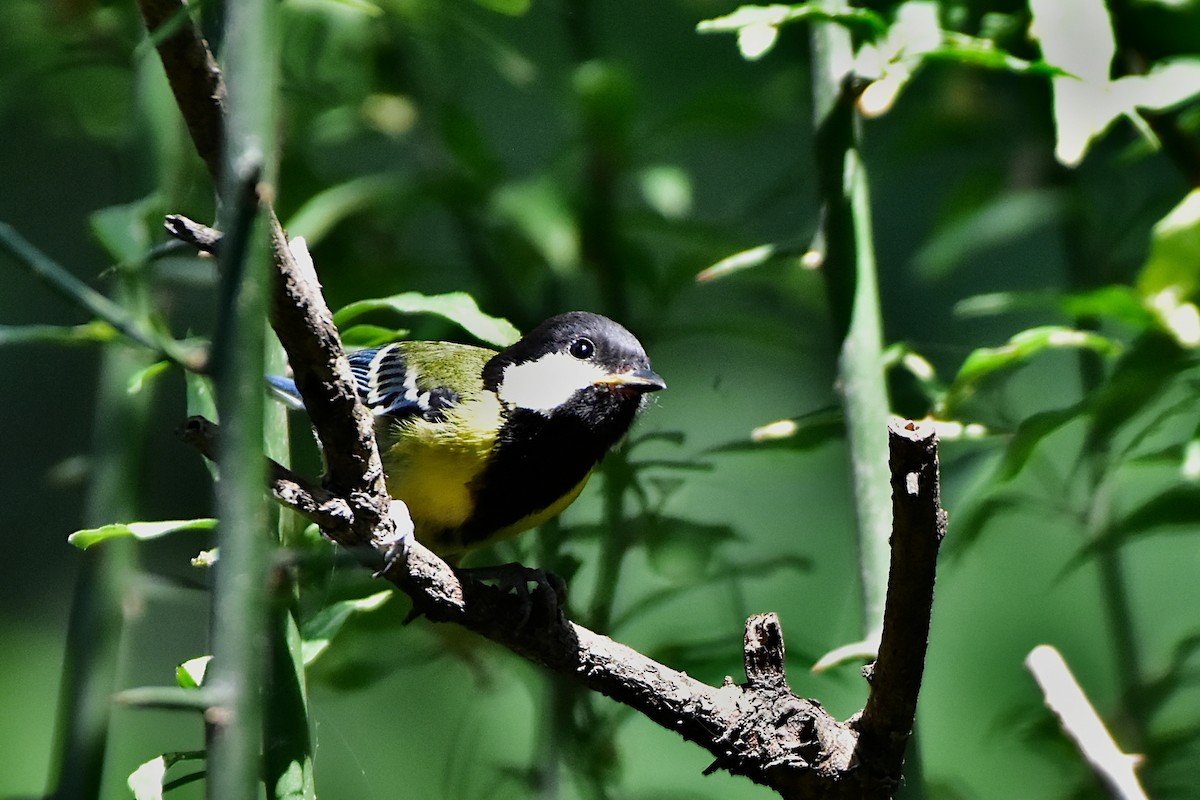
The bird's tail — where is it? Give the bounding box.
[267,375,306,410]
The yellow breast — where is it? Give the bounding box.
[379,393,501,537]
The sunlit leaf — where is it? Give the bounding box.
[709,407,843,452]
[176,655,211,689]
[1030,0,1118,165]
[128,756,168,800]
[638,164,693,220]
[68,518,217,549]
[128,752,205,800]
[334,292,520,347]
[127,361,170,396]
[696,4,888,54]
[1031,1,1200,166]
[1138,189,1200,299]
[943,326,1120,412]
[301,590,393,666]
[697,240,811,282]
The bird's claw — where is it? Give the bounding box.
[455,563,567,628]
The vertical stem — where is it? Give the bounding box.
[205,0,277,797]
[1060,174,1146,747]
[809,10,892,647]
[49,322,155,798]
[262,335,315,800]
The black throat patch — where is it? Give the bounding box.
[459,392,641,545]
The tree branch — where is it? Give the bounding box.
[855,419,946,791]
[140,0,391,547]
[143,3,947,797]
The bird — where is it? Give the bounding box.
[271,311,665,564]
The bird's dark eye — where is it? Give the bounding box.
[569,337,595,360]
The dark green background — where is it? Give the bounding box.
[3,0,1198,798]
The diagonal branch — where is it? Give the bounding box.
[139,0,391,546]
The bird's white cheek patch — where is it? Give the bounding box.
[498,352,609,414]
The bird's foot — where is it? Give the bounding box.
[454,563,567,628]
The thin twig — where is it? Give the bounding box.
[1027,645,1148,800]
[0,222,204,371]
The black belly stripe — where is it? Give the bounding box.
[459,399,638,545]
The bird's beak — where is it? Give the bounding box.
[593,368,666,393]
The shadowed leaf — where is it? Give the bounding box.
[301,590,393,666]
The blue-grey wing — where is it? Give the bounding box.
[268,345,461,422]
[350,345,459,422]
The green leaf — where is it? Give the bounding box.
[1087,331,1191,442]
[710,407,844,452]
[1059,286,1159,331]
[917,189,1065,280]
[338,324,411,348]
[128,752,205,800]
[471,0,531,15]
[1117,484,1200,537]
[697,4,887,62]
[127,361,171,396]
[923,35,1064,77]
[643,519,737,583]
[301,590,393,666]
[334,292,520,348]
[955,286,1158,332]
[0,320,119,346]
[696,240,811,282]
[186,371,217,422]
[492,176,580,274]
[176,656,212,689]
[943,326,1121,412]
[285,174,405,246]
[89,195,160,265]
[638,164,693,221]
[302,0,384,16]
[1138,189,1200,299]
[68,518,217,550]
[997,404,1085,481]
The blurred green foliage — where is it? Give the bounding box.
[5,0,1200,798]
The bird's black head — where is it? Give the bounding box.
[483,312,665,425]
